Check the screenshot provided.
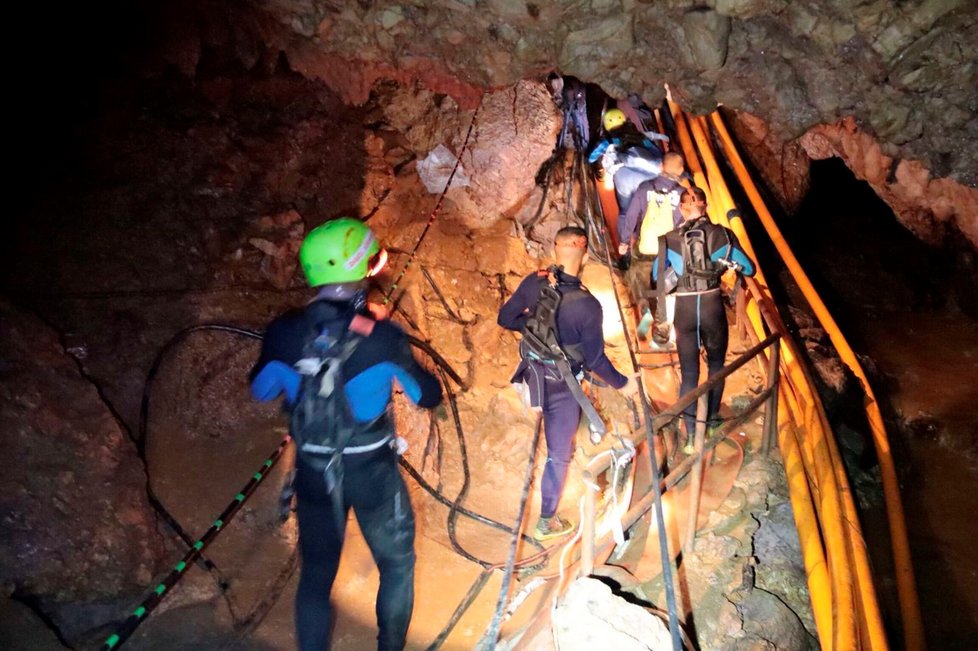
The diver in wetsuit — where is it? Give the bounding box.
[652,188,755,448]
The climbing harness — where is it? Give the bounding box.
[519,265,607,439]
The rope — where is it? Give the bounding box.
[383,98,483,305]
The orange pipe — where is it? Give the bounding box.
[675,101,903,649]
[665,100,717,218]
[688,113,875,649]
[667,102,854,647]
[710,111,923,651]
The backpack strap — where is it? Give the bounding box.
[520,267,607,436]
[655,234,669,324]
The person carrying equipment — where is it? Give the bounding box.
[651,188,755,451]
[250,217,442,651]
[618,151,688,258]
[589,106,669,213]
[498,226,638,540]
[616,152,688,338]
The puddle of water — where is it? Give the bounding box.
[859,311,978,646]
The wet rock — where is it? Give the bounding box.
[0,596,70,650]
[0,301,165,642]
[448,81,561,229]
[552,577,671,650]
[248,209,305,290]
[172,0,978,224]
[800,116,978,251]
[737,587,817,650]
[752,500,816,637]
[724,109,811,212]
[714,0,787,19]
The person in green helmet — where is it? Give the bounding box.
[250,217,442,651]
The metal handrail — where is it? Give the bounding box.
[578,332,782,577]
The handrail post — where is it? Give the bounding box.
[581,470,597,577]
[684,394,709,553]
[735,280,748,346]
[762,342,781,455]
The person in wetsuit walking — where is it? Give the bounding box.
[652,188,755,449]
[498,226,638,539]
[250,218,442,650]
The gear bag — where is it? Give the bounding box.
[290,328,363,465]
[637,189,678,256]
[677,223,732,293]
[289,305,376,532]
[520,266,607,437]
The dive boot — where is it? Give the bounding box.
[533,514,575,541]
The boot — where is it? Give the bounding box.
[533,514,575,541]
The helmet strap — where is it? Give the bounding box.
[313,281,368,304]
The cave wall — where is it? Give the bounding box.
[143,0,977,248]
[0,301,165,640]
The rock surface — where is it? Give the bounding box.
[552,577,671,651]
[141,0,978,249]
[0,300,165,642]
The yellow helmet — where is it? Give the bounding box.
[603,108,627,131]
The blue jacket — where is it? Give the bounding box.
[250,299,442,432]
[498,269,628,390]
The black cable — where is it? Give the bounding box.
[422,266,476,325]
[479,413,544,647]
[582,152,683,651]
[425,569,494,651]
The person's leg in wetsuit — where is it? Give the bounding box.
[294,446,416,651]
[294,463,346,651]
[540,378,582,520]
[352,447,416,651]
[674,291,728,438]
[699,292,729,426]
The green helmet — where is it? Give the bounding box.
[300,218,385,287]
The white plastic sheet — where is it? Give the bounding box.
[416,144,470,194]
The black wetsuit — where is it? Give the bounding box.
[251,296,441,651]
[653,218,755,435]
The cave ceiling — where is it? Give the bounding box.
[216,0,978,188]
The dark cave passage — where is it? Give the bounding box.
[770,157,978,649]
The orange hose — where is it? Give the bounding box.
[688,112,878,650]
[667,98,878,649]
[709,111,923,651]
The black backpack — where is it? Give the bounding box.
[518,266,607,437]
[288,305,366,474]
[519,266,586,367]
[677,221,732,293]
